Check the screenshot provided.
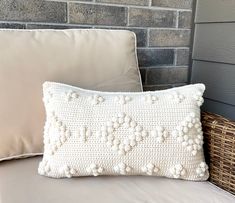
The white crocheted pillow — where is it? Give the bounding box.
[39,82,209,180]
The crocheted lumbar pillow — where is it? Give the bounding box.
[39,82,209,180]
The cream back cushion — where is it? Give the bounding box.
[39,82,209,181]
[0,29,142,161]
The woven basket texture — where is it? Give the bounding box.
[202,112,235,195]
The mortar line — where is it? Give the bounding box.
[0,21,191,30]
[127,6,130,26]
[174,49,178,66]
[147,28,150,47]
[176,10,179,28]
[67,2,70,23]
[137,47,190,50]
[47,0,192,12]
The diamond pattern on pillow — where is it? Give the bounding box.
[39,82,209,181]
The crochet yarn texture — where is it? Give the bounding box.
[39,82,209,180]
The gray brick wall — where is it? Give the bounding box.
[0,0,194,91]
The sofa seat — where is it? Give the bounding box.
[0,157,234,203]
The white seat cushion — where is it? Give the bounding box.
[0,157,234,203]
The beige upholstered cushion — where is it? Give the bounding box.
[0,157,235,203]
[0,29,142,161]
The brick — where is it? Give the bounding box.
[137,49,174,67]
[55,0,92,0]
[0,0,67,23]
[127,28,148,47]
[176,49,190,66]
[93,27,147,47]
[146,67,188,85]
[143,84,173,91]
[139,68,146,84]
[26,24,91,29]
[116,28,147,47]
[96,0,149,6]
[69,3,127,26]
[129,8,176,28]
[172,83,187,87]
[0,22,25,29]
[179,11,192,29]
[152,0,193,9]
[143,83,186,91]
[149,29,191,47]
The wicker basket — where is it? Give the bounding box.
[202,112,235,195]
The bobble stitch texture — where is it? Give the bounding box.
[170,164,186,178]
[96,113,148,155]
[40,83,207,180]
[193,91,204,106]
[169,92,185,103]
[88,94,104,105]
[78,126,92,142]
[143,94,158,104]
[47,112,71,155]
[65,90,79,102]
[115,95,131,105]
[43,90,53,104]
[114,163,132,175]
[196,162,209,177]
[141,163,159,175]
[172,113,203,156]
[86,164,104,176]
[150,127,168,143]
[38,160,51,176]
[59,165,77,178]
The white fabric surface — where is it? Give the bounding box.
[40,82,208,180]
[0,157,234,203]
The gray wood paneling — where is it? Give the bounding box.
[192,0,235,120]
[195,0,235,23]
[193,23,235,64]
[192,60,235,106]
[202,98,235,121]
